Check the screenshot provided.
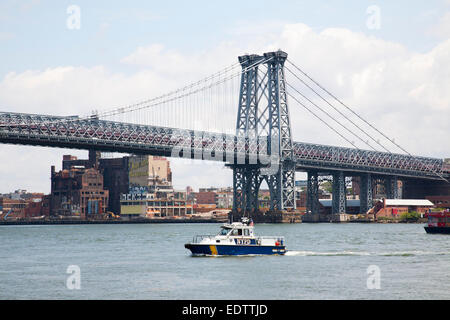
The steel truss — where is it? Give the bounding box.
[306,170,320,215]
[0,112,445,181]
[231,165,262,213]
[384,175,399,199]
[0,111,266,161]
[292,141,444,179]
[332,171,347,214]
[359,173,373,214]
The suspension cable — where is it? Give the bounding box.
[98,56,273,119]
[287,92,361,150]
[26,57,271,126]
[97,61,241,118]
[287,59,405,154]
[287,82,375,151]
[285,65,391,153]
[287,59,448,182]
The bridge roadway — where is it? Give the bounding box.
[0,111,447,181]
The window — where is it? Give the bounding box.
[244,229,250,236]
[231,229,242,236]
[218,228,230,236]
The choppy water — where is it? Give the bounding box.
[0,223,449,299]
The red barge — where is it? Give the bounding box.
[424,210,450,234]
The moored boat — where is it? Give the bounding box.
[184,217,286,256]
[424,210,450,234]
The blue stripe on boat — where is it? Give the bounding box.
[185,243,286,255]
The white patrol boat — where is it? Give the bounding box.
[184,217,286,256]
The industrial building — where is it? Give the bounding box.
[51,164,109,218]
[120,193,193,218]
[0,198,28,219]
[373,199,435,218]
[62,151,130,216]
[120,155,193,219]
[0,191,48,220]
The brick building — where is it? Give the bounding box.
[62,151,130,215]
[51,164,109,218]
[195,191,217,205]
[24,195,50,218]
[374,199,435,218]
[0,198,27,219]
[0,192,48,220]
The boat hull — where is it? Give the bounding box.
[185,243,286,256]
[424,226,450,234]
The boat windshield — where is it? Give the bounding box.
[218,228,230,236]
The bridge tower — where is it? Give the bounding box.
[232,50,296,214]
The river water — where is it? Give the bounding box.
[0,223,449,300]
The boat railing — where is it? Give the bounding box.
[257,236,285,240]
[256,236,285,245]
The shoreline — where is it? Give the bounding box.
[0,219,225,226]
[0,218,427,226]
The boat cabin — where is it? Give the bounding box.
[218,222,254,238]
[426,210,450,228]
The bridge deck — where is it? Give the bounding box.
[0,111,446,180]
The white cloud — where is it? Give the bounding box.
[0,22,449,193]
[120,42,245,80]
[0,66,175,116]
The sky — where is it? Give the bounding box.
[0,0,449,193]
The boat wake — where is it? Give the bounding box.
[285,250,448,257]
[285,250,370,256]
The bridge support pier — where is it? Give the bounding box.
[306,170,320,215]
[265,161,296,211]
[232,165,261,214]
[332,171,346,214]
[359,173,373,214]
[385,176,399,199]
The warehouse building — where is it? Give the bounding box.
[373,199,435,218]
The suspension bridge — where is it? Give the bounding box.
[0,50,448,216]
